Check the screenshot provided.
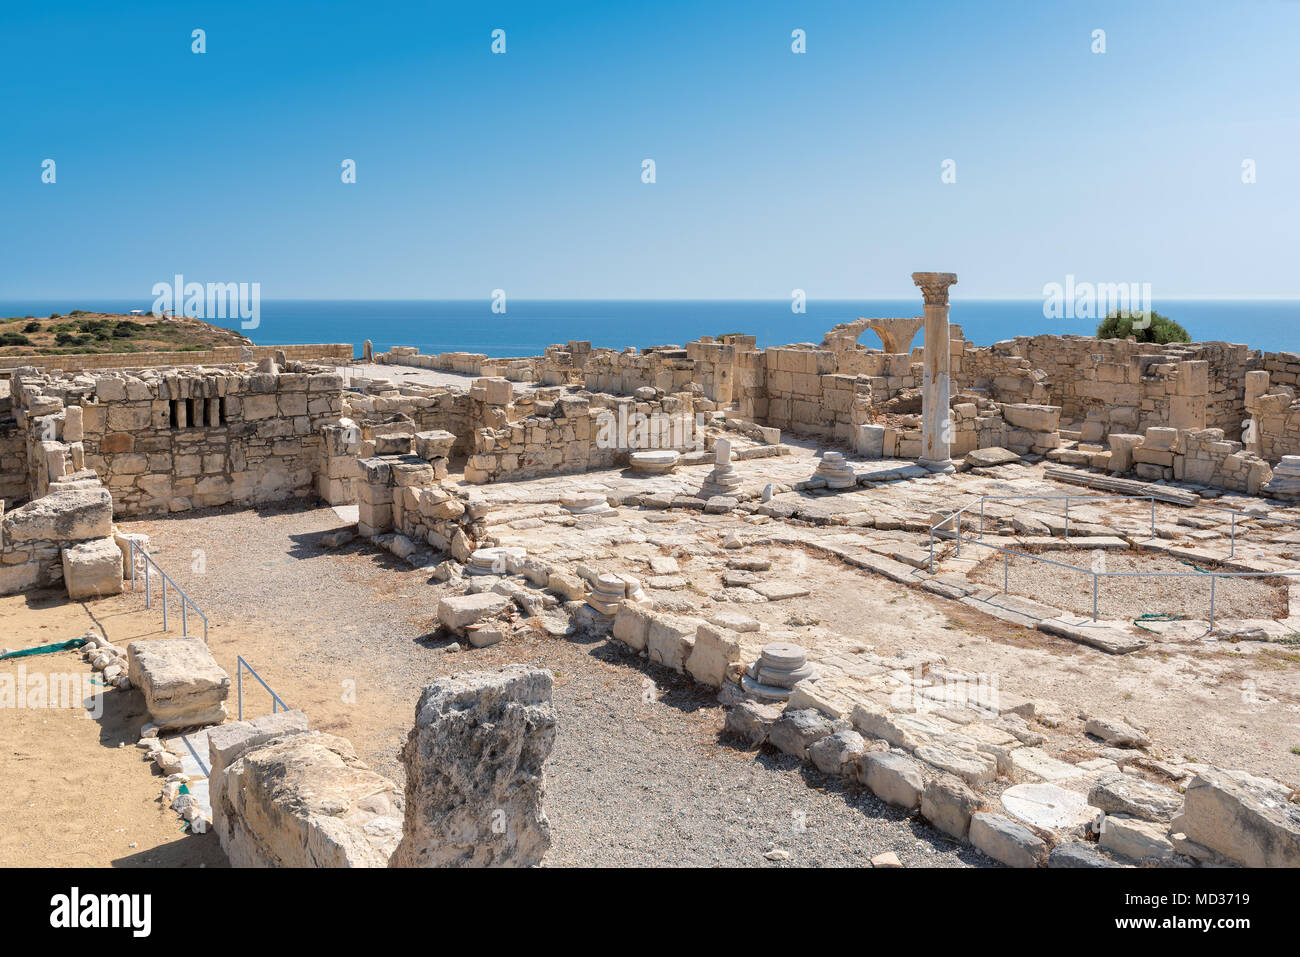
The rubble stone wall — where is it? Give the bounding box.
[0,343,351,374]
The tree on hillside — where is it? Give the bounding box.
[1097,310,1190,344]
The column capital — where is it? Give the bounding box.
[911,272,958,306]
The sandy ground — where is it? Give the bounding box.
[967,549,1290,621]
[0,592,227,868]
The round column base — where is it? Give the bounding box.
[917,457,955,474]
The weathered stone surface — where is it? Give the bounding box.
[391,666,556,868]
[768,708,832,760]
[915,738,998,787]
[725,700,780,747]
[208,710,310,817]
[686,622,742,687]
[1087,773,1182,822]
[646,614,702,673]
[437,592,512,634]
[1000,782,1100,840]
[60,537,124,600]
[1048,842,1123,868]
[1180,767,1300,867]
[219,731,403,867]
[965,447,1020,467]
[863,751,924,809]
[127,637,230,729]
[969,812,1048,868]
[809,729,866,777]
[1084,716,1150,748]
[921,773,981,840]
[1099,813,1174,862]
[612,601,653,650]
[3,487,112,542]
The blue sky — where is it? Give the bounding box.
[1,0,1297,300]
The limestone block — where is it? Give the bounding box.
[220,732,402,867]
[1099,814,1174,862]
[3,487,113,543]
[1180,767,1300,867]
[127,637,231,730]
[922,773,981,840]
[646,614,702,673]
[413,430,456,460]
[725,700,780,747]
[768,707,833,760]
[1002,404,1060,432]
[391,666,556,868]
[685,622,742,687]
[207,710,310,811]
[1087,773,1181,822]
[809,729,866,777]
[969,812,1047,868]
[61,537,124,600]
[863,751,924,809]
[437,592,512,634]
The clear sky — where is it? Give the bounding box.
[1,0,1297,300]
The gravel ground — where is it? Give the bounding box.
[122,501,980,868]
[968,549,1288,621]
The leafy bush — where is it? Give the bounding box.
[54,331,76,345]
[0,332,32,346]
[23,321,41,333]
[1096,310,1190,344]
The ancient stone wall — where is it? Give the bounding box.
[9,366,345,517]
[0,343,351,374]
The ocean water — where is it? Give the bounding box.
[3,299,1298,358]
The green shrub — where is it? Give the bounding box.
[23,321,41,333]
[0,332,32,346]
[54,331,76,345]
[1097,310,1190,344]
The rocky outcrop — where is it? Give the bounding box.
[390,666,556,868]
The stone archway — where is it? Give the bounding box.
[822,316,926,355]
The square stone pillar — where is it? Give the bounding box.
[912,271,958,473]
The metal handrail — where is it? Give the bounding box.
[926,492,1300,626]
[236,655,289,721]
[127,539,209,642]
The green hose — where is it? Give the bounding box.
[0,637,88,660]
[1133,612,1184,633]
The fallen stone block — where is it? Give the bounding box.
[809,729,866,777]
[391,666,556,868]
[646,614,702,673]
[1000,782,1100,841]
[207,710,310,817]
[1087,772,1182,822]
[768,708,833,760]
[220,732,403,867]
[612,601,654,651]
[965,447,1020,468]
[127,638,230,730]
[970,812,1048,868]
[1084,716,1150,748]
[863,751,924,809]
[1048,842,1124,868]
[1180,767,1300,867]
[437,592,512,634]
[921,773,981,840]
[915,738,998,788]
[61,537,124,600]
[1099,813,1174,862]
[725,700,781,747]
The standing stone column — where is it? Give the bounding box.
[912,271,958,473]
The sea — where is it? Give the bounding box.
[3,299,1298,358]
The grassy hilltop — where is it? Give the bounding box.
[0,311,253,357]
